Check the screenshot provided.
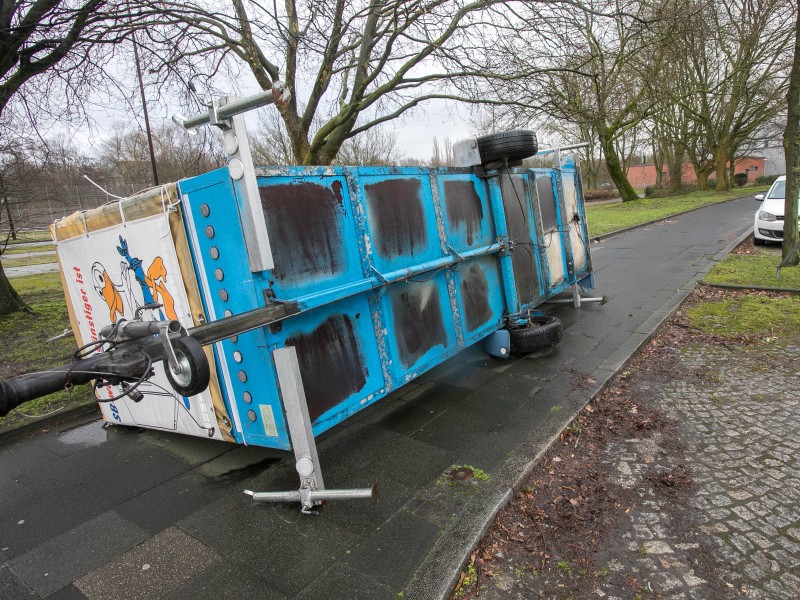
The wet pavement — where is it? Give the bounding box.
[0,197,756,599]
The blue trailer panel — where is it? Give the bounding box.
[178,160,592,450]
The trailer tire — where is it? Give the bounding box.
[165,337,210,397]
[508,315,563,355]
[477,130,538,165]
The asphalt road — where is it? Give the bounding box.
[0,196,757,600]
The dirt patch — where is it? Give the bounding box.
[452,286,797,599]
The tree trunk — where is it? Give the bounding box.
[601,137,639,202]
[782,9,800,265]
[713,152,730,191]
[668,142,684,193]
[652,143,664,188]
[0,259,30,316]
[3,196,16,240]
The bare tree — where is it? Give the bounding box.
[430,136,454,167]
[252,107,401,166]
[545,3,665,201]
[251,110,297,166]
[135,0,519,166]
[99,124,222,183]
[0,1,141,118]
[462,1,669,201]
[0,1,143,315]
[333,125,400,166]
[672,0,793,190]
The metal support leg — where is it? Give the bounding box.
[244,346,376,514]
[545,283,607,307]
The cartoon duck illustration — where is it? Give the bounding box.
[146,256,178,321]
[116,236,178,321]
[91,263,125,323]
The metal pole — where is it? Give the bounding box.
[176,84,290,131]
[133,34,159,187]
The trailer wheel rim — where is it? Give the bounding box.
[169,351,193,388]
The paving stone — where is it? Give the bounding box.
[642,541,673,555]
[74,527,220,600]
[8,511,148,597]
[583,337,800,600]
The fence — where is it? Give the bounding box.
[1,178,154,236]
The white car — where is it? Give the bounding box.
[754,176,797,245]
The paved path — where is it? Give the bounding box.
[4,251,56,260]
[591,329,800,599]
[5,262,59,277]
[0,197,756,600]
[5,241,53,248]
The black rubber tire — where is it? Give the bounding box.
[508,315,563,355]
[477,130,538,165]
[753,236,765,246]
[165,337,210,397]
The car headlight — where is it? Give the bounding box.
[759,210,777,222]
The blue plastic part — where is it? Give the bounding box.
[483,329,511,359]
[177,164,594,449]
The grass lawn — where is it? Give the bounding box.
[3,231,53,244]
[688,293,800,337]
[690,241,800,339]
[3,252,57,268]
[585,188,760,239]
[703,245,800,290]
[2,243,56,256]
[0,272,93,430]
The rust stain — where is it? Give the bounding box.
[443,180,486,246]
[287,313,367,423]
[365,178,427,259]
[259,182,344,283]
[390,282,447,368]
[331,179,344,205]
[460,264,492,331]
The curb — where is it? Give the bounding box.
[590,192,755,243]
[404,223,754,600]
[0,400,100,445]
[701,282,800,295]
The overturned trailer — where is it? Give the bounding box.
[0,88,597,511]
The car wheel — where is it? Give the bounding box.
[477,130,538,166]
[754,236,765,246]
[508,315,563,355]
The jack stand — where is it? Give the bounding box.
[244,346,377,514]
[546,283,607,308]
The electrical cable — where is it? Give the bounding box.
[90,355,153,403]
[74,319,125,359]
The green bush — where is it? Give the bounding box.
[708,179,717,190]
[733,172,748,187]
[756,174,779,186]
[643,185,659,198]
[584,188,620,201]
[644,184,698,198]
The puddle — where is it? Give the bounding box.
[57,421,108,447]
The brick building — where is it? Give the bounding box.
[625,156,766,189]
